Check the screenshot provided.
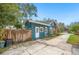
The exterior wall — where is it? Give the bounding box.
[40,26,46,39]
[25,22,49,40]
[31,24,36,40]
[25,22,35,40]
[49,26,54,35]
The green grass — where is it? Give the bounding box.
[67,34,79,45]
[0,47,9,54]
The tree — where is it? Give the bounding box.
[0,3,20,28]
[0,3,37,29]
[58,23,65,32]
[69,23,79,33]
[0,4,20,41]
[20,3,37,19]
[14,21,23,29]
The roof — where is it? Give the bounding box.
[26,20,50,26]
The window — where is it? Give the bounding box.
[40,27,43,32]
[45,27,48,32]
[35,27,39,33]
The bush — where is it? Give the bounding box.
[0,29,5,41]
[67,35,79,45]
[69,24,79,34]
[14,23,22,29]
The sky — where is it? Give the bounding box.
[34,3,79,25]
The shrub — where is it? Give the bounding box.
[0,29,5,41]
[67,35,79,45]
[69,24,79,34]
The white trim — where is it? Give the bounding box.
[40,27,44,32]
[45,27,48,32]
[26,20,50,26]
[35,27,39,38]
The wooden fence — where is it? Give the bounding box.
[3,29,32,43]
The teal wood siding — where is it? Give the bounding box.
[31,24,36,40]
[48,26,50,36]
[40,26,46,39]
[25,22,50,40]
[45,27,49,36]
[40,31,45,39]
[25,22,31,30]
[25,23,35,40]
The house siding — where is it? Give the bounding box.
[25,22,50,40]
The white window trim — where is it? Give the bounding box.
[45,27,48,32]
[35,27,39,33]
[40,27,44,32]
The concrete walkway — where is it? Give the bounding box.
[2,33,72,55]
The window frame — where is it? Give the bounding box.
[40,27,44,32]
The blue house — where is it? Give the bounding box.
[25,20,53,40]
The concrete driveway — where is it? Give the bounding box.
[2,33,72,55]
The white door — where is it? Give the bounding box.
[45,27,48,36]
[35,27,39,38]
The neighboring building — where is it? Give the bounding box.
[25,20,52,40]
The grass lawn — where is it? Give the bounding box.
[0,47,9,54]
[67,34,79,45]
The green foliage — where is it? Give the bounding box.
[22,3,37,19]
[14,21,22,29]
[69,24,79,33]
[0,3,37,29]
[67,35,79,45]
[0,29,5,40]
[25,4,37,18]
[59,23,65,32]
[0,3,19,27]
